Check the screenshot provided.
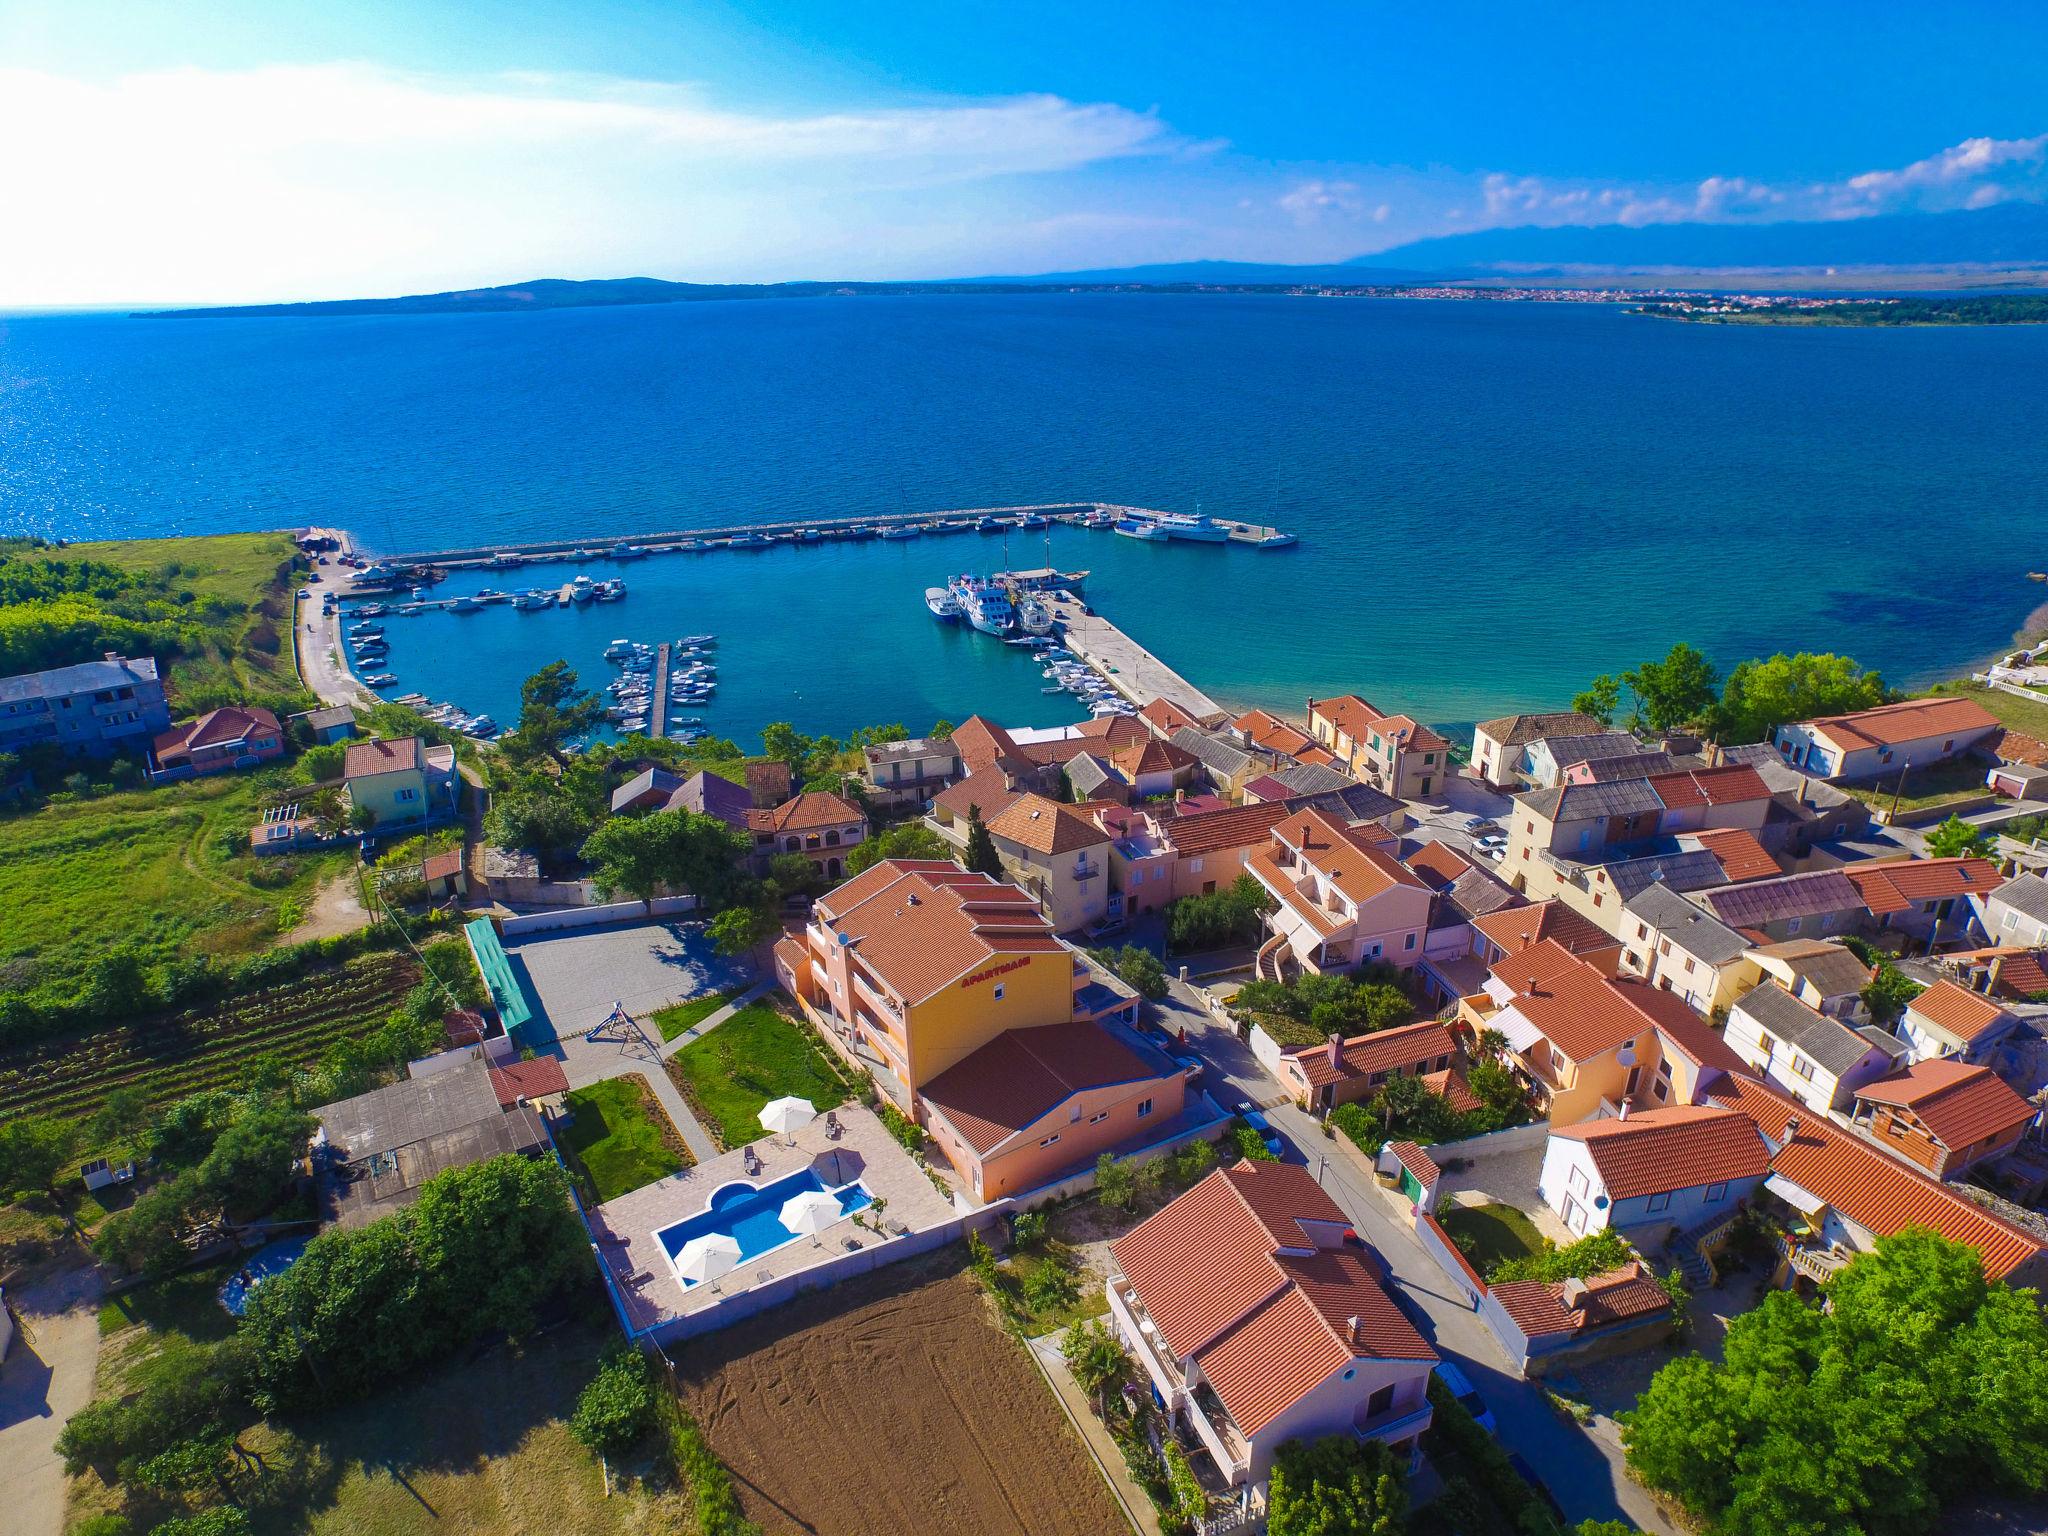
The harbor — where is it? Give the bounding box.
[1040,590,1222,720]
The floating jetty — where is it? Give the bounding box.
[1041,590,1221,719]
[365,502,1295,569]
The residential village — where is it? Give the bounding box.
[6,532,2048,1536]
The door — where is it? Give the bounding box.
[1562,1196,1588,1235]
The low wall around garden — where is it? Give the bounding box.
[1425,1119,1551,1162]
[498,894,698,936]
[1413,1209,1487,1310]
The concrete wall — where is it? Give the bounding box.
[499,894,697,936]
[1426,1118,1553,1161]
[1412,1209,1485,1309]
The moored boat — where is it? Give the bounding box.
[1114,518,1168,541]
[925,586,962,622]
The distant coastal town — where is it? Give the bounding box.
[7,517,2048,1536]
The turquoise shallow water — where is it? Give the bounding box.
[4,294,2046,744]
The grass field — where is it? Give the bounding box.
[1929,678,2048,741]
[24,530,305,704]
[649,986,742,1042]
[0,770,350,998]
[1838,753,1999,813]
[558,1074,690,1201]
[667,1002,855,1149]
[1439,1202,1548,1275]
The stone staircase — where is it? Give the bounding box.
[1666,1208,1741,1290]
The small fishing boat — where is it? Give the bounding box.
[728,532,770,549]
[878,523,922,540]
[609,543,648,560]
[603,639,634,659]
[926,586,961,622]
[1013,513,1049,530]
[975,515,1005,532]
[364,673,399,688]
[676,634,717,648]
[1114,518,1168,541]
[595,579,626,601]
[568,576,595,604]
[1017,598,1054,636]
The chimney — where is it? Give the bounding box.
[1561,1277,1588,1309]
[1989,953,2007,994]
[1345,1313,1359,1343]
[1617,1096,1631,1121]
[1327,1032,1343,1070]
[1769,1114,1803,1156]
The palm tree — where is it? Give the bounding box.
[1063,1318,1130,1418]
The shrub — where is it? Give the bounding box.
[571,1347,659,1457]
[877,1099,925,1153]
[1490,1228,1635,1285]
[1010,1209,1048,1250]
[1024,1259,1079,1314]
[1095,1151,1137,1211]
[668,1399,764,1536]
[1269,1434,1407,1536]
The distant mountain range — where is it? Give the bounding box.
[136,201,2048,318]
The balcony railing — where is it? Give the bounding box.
[1353,1399,1432,1446]
[1073,859,1102,880]
[1779,1232,1850,1283]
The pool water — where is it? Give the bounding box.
[655,1168,872,1285]
[217,1235,311,1316]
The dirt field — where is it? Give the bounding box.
[673,1257,1127,1536]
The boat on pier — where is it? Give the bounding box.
[947,575,1016,636]
[1152,511,1229,542]
[1114,517,1168,540]
[994,566,1087,592]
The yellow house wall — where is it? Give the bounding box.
[902,949,1074,1089]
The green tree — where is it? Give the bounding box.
[1572,674,1621,729]
[1268,1434,1407,1536]
[1861,954,1921,1025]
[570,1348,658,1458]
[1713,651,1887,745]
[845,821,950,875]
[709,902,779,959]
[487,787,594,858]
[505,660,604,763]
[580,808,747,912]
[1622,642,1721,734]
[1095,943,1167,1001]
[0,1112,79,1197]
[1492,1227,1636,1284]
[1061,1318,1130,1416]
[1094,1151,1137,1211]
[90,1085,152,1149]
[194,1101,313,1221]
[1925,814,1995,859]
[962,804,1002,877]
[760,721,815,778]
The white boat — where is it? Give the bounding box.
[513,590,553,610]
[947,575,1016,636]
[487,552,524,568]
[1013,513,1049,530]
[1251,530,1298,548]
[926,586,961,622]
[568,576,595,604]
[610,543,648,560]
[1017,598,1054,636]
[595,579,626,601]
[1114,518,1168,541]
[1152,511,1230,543]
[677,634,716,647]
[365,673,399,688]
[604,639,634,659]
[729,532,770,549]
[878,523,922,540]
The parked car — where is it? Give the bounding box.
[1473,832,1508,853]
[1465,815,1502,834]
[1234,1101,1285,1157]
[1507,1452,1567,1522]
[1084,913,1131,942]
[1433,1360,1496,1433]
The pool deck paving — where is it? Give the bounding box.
[587,1103,956,1334]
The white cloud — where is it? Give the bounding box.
[1277,178,1363,223]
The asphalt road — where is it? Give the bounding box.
[1153,977,1679,1535]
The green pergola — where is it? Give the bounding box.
[465,917,539,1047]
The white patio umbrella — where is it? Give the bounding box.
[779,1188,843,1248]
[758,1095,817,1146]
[675,1232,743,1287]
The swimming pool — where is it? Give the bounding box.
[654,1168,872,1286]
[217,1235,311,1316]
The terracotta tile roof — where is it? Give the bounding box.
[1308,694,1386,741]
[1420,1068,1482,1114]
[1488,1262,1672,1339]
[1270,806,1430,908]
[1162,800,1293,857]
[1372,713,1450,752]
[747,790,865,834]
[1022,717,1151,767]
[1403,841,1475,889]
[1716,1074,2048,1279]
[920,1020,1171,1155]
[1284,1019,1460,1089]
[931,772,1022,826]
[1475,711,1607,749]
[1169,792,1232,817]
[420,848,465,881]
[1995,728,2048,767]
[1853,1060,2035,1151]
[809,860,1063,1005]
[1803,695,1999,752]
[1552,1105,1770,1200]
[1235,709,1320,759]
[1492,944,1713,1063]
[1843,856,2000,916]
[155,704,282,758]
[344,735,420,778]
[489,1057,569,1107]
[1114,737,1197,779]
[1691,827,1780,883]
[1649,765,1771,811]
[985,793,1111,856]
[1387,1140,1440,1186]
[1140,697,1203,736]
[1650,1006,1754,1080]
[1990,950,2048,999]
[1470,900,1617,961]
[744,760,793,805]
[1904,978,2014,1047]
[951,714,1030,776]
[1112,1163,1433,1437]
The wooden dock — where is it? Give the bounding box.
[651,643,671,738]
[1043,591,1221,719]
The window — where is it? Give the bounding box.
[1366,1383,1395,1418]
[1636,923,1649,940]
[1136,1098,1153,1118]
[1658,939,1671,956]
[1189,858,1204,873]
[1568,1165,1588,1196]
[2005,911,2021,932]
[993,983,1005,1002]
[1404,932,1417,951]
[1684,958,1696,973]
[1705,1181,1727,1203]
[395,787,417,802]
[1089,1111,1109,1125]
[1647,1191,1672,1214]
[1791,1055,1817,1081]
[1757,1032,1776,1057]
[785,836,800,852]
[1070,1102,1083,1122]
[1786,917,1803,934]
[1038,1133,1061,1147]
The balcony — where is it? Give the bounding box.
[1107,1275,1252,1486]
[1072,859,1102,881]
[1353,1397,1433,1448]
[852,969,904,1023]
[1779,1232,1850,1284]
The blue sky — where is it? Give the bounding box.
[3,0,2045,303]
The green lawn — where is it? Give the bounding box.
[98,1259,241,1343]
[1438,1202,1548,1274]
[21,530,306,705]
[1929,678,2048,742]
[649,986,743,1042]
[556,1074,689,1202]
[667,1002,855,1149]
[0,771,350,1000]
[1838,753,2000,814]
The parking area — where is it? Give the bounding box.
[505,918,745,1042]
[1433,1141,1574,1246]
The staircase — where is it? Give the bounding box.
[1255,932,1291,983]
[1667,1208,1740,1290]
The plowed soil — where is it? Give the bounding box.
[673,1257,1126,1536]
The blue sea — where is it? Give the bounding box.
[4,294,2046,747]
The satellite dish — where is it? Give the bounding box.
[1594,1195,1610,1209]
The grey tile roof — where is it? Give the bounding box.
[1294,782,1405,826]
[1548,779,1666,821]
[1702,871,1865,928]
[1601,849,1729,903]
[863,736,958,766]
[1576,751,1677,782]
[1733,983,1887,1077]
[1063,752,1118,798]
[304,705,355,731]
[1170,726,1260,781]
[610,765,683,814]
[0,654,160,704]
[1543,732,1652,767]
[1992,873,2048,927]
[1268,761,1355,794]
[1444,866,1524,924]
[1624,883,1752,965]
[1475,710,1607,748]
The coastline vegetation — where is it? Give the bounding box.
[1638,293,2048,326]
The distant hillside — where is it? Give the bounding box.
[1347,200,2048,273]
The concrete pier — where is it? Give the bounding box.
[1042,591,1221,719]
[651,643,672,738]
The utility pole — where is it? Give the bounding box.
[1888,758,1914,824]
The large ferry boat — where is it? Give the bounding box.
[947,574,1016,635]
[925,586,961,622]
[1153,511,1230,542]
